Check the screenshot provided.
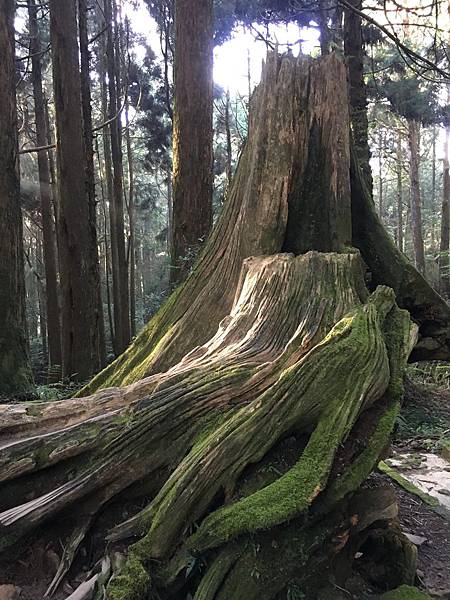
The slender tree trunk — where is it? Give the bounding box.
[171,0,213,284]
[125,96,136,338]
[407,119,425,275]
[78,0,106,369]
[440,124,450,296]
[104,0,130,353]
[318,0,331,54]
[431,127,436,249]
[167,174,172,256]
[225,88,233,190]
[378,129,384,218]
[36,232,48,367]
[49,0,103,381]
[98,31,117,352]
[344,0,371,188]
[44,97,59,231]
[396,134,404,252]
[0,0,33,394]
[27,0,62,377]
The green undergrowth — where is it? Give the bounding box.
[407,361,450,389]
[395,376,450,453]
[107,548,152,600]
[380,584,432,599]
[36,380,84,401]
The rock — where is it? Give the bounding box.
[0,585,21,600]
[404,533,427,546]
[429,589,450,599]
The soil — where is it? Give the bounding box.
[397,483,450,597]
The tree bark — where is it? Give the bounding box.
[0,53,446,600]
[344,0,371,188]
[49,0,103,381]
[396,134,404,252]
[125,93,136,338]
[27,0,62,378]
[225,88,233,190]
[78,0,106,369]
[0,0,33,394]
[439,110,450,296]
[104,0,131,354]
[378,129,384,218]
[170,0,213,284]
[407,118,426,275]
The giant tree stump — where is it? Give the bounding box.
[0,52,446,599]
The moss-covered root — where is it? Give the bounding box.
[381,585,433,600]
[107,547,151,600]
[123,287,392,560]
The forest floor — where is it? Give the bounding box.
[383,378,450,599]
[0,378,449,600]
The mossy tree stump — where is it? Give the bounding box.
[1,53,448,599]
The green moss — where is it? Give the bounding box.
[78,282,187,396]
[34,444,53,469]
[378,461,439,507]
[187,402,359,554]
[319,400,400,512]
[180,296,396,554]
[191,408,237,452]
[107,551,151,600]
[381,585,432,599]
[25,403,42,417]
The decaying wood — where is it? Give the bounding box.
[0,251,416,598]
[82,52,450,397]
[0,52,446,599]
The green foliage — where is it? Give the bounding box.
[381,584,432,600]
[36,380,82,401]
[407,361,450,389]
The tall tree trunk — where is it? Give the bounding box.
[27,0,62,378]
[396,134,404,253]
[407,119,425,275]
[98,27,117,351]
[125,95,136,338]
[44,96,59,231]
[0,0,33,394]
[104,0,130,354]
[170,0,213,284]
[78,0,106,369]
[49,0,102,381]
[431,126,436,249]
[378,129,384,218]
[95,134,115,354]
[225,88,233,190]
[36,231,48,368]
[440,123,450,296]
[344,0,371,188]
